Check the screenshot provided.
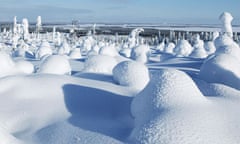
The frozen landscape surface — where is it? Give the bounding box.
[0,12,240,144]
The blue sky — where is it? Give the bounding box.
[0,0,239,24]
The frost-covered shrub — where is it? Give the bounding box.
[83,55,118,74]
[112,61,149,90]
[38,55,71,75]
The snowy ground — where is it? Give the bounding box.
[1,20,240,143]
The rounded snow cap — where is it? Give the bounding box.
[113,61,149,90]
[38,55,71,75]
[199,54,240,90]
[131,69,206,125]
[83,55,118,74]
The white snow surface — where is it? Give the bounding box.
[113,61,149,90]
[130,69,240,144]
[0,52,15,77]
[35,41,53,59]
[99,45,120,57]
[1,20,240,144]
[199,54,240,90]
[130,44,150,63]
[174,39,193,57]
[83,55,118,74]
[69,48,82,59]
[38,55,71,75]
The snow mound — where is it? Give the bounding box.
[164,42,175,54]
[214,34,237,49]
[15,60,34,74]
[35,41,53,59]
[38,55,71,75]
[57,41,71,55]
[34,121,124,144]
[130,44,150,63]
[119,48,132,58]
[83,55,118,74]
[112,61,149,90]
[0,129,23,144]
[0,52,15,77]
[174,39,193,57]
[99,45,119,57]
[131,69,206,125]
[129,69,210,144]
[214,35,240,61]
[199,54,240,90]
[69,48,82,59]
[204,41,216,55]
[190,34,208,58]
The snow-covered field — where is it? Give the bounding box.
[1,12,240,144]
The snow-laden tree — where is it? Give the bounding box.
[219,12,233,37]
[22,18,29,40]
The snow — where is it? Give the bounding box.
[57,41,71,55]
[1,12,240,144]
[219,12,233,37]
[199,54,240,90]
[83,55,118,74]
[130,69,240,144]
[164,42,175,54]
[38,55,71,75]
[99,45,120,57]
[0,73,137,144]
[130,44,150,63]
[113,61,149,90]
[174,39,193,57]
[35,41,53,59]
[214,34,240,61]
[0,52,15,77]
[15,60,34,74]
[130,69,206,127]
[190,34,208,58]
[69,48,82,59]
